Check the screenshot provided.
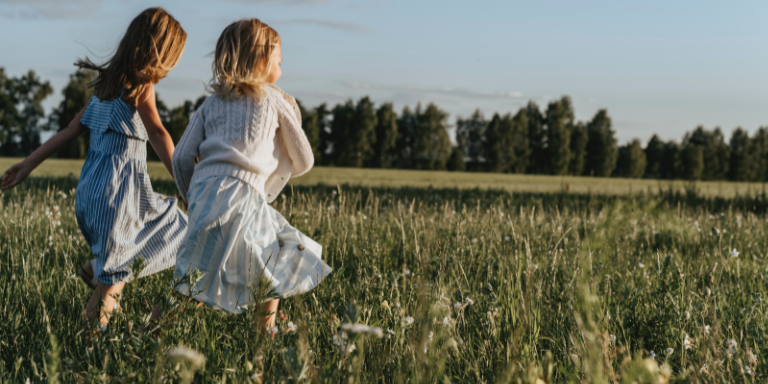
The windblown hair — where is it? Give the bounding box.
[76,7,187,106]
[209,18,281,100]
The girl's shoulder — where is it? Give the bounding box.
[265,84,296,106]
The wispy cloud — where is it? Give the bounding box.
[276,18,368,33]
[342,82,525,101]
[0,0,101,19]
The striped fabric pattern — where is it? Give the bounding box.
[75,94,188,285]
[174,175,332,314]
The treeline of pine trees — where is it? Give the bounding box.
[2,68,766,182]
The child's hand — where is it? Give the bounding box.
[2,163,32,190]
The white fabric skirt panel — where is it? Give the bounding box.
[174,175,331,314]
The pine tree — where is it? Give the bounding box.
[644,134,665,179]
[296,99,322,162]
[569,122,587,176]
[447,144,466,171]
[509,108,530,173]
[682,144,704,180]
[48,69,96,158]
[484,113,507,172]
[0,69,53,156]
[412,103,451,170]
[395,106,418,169]
[615,139,646,178]
[752,127,768,182]
[585,109,618,177]
[455,109,487,171]
[370,103,398,168]
[328,100,355,166]
[545,96,574,175]
[315,103,332,165]
[660,141,681,180]
[729,128,755,181]
[525,102,546,174]
[683,126,729,180]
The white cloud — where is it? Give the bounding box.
[0,0,101,19]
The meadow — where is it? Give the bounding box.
[3,160,768,382]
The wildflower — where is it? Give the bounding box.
[649,350,657,360]
[610,334,616,345]
[700,364,709,375]
[340,323,384,338]
[472,238,478,244]
[405,316,414,325]
[730,249,740,258]
[404,269,411,276]
[428,331,433,342]
[285,321,297,333]
[250,373,261,380]
[684,311,690,320]
[347,343,356,353]
[638,262,644,268]
[166,346,206,370]
[727,339,738,349]
[745,366,752,374]
[58,229,63,234]
[266,326,278,337]
[704,325,710,336]
[533,264,538,269]
[684,334,694,350]
[53,205,59,212]
[304,211,309,216]
[504,236,510,242]
[387,329,395,335]
[381,300,390,310]
[454,302,462,309]
[465,297,474,305]
[666,348,674,355]
[442,316,451,326]
[332,190,337,195]
[748,348,757,365]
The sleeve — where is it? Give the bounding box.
[172,103,206,201]
[275,95,314,177]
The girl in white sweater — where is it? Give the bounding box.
[168,19,331,328]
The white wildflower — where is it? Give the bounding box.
[285,321,297,333]
[704,325,710,336]
[340,323,384,338]
[454,302,462,309]
[638,262,644,268]
[304,211,309,216]
[347,343,356,353]
[684,334,694,350]
[649,350,657,360]
[609,334,616,345]
[404,269,411,276]
[442,316,451,326]
[266,326,278,336]
[745,366,752,374]
[730,248,740,258]
[700,364,709,375]
[428,331,433,342]
[748,349,757,365]
[387,329,395,335]
[166,346,206,370]
[727,339,738,349]
[666,348,674,355]
[465,297,474,305]
[405,316,414,325]
[472,238,478,244]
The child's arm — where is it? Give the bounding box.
[172,99,205,202]
[276,97,314,177]
[2,107,88,190]
[136,84,175,179]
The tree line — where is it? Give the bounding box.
[1,67,766,182]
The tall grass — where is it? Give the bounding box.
[1,176,767,382]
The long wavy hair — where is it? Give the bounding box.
[209,18,281,100]
[76,7,187,106]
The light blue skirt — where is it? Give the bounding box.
[174,175,331,314]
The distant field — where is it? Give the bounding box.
[1,157,766,197]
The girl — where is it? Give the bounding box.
[169,19,331,327]
[2,8,189,329]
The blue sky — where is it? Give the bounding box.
[1,0,766,143]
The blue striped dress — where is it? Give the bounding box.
[75,92,188,285]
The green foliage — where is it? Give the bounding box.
[684,126,730,180]
[682,144,704,180]
[0,68,53,157]
[569,121,588,176]
[585,109,618,177]
[148,94,206,162]
[410,103,452,170]
[526,102,547,174]
[615,138,647,178]
[48,69,96,159]
[370,103,398,168]
[545,96,574,175]
[5,177,768,382]
[296,99,322,162]
[644,135,665,179]
[456,109,487,171]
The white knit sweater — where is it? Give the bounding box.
[172,84,313,203]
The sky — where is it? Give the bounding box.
[1,0,766,144]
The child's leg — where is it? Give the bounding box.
[260,299,280,328]
[84,281,125,326]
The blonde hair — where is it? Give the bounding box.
[76,7,187,106]
[209,18,281,100]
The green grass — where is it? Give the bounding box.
[2,157,767,197]
[2,171,768,381]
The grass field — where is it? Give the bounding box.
[2,163,768,381]
[2,157,768,197]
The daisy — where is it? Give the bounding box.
[730,249,740,258]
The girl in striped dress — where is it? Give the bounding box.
[2,8,188,329]
[167,19,331,327]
